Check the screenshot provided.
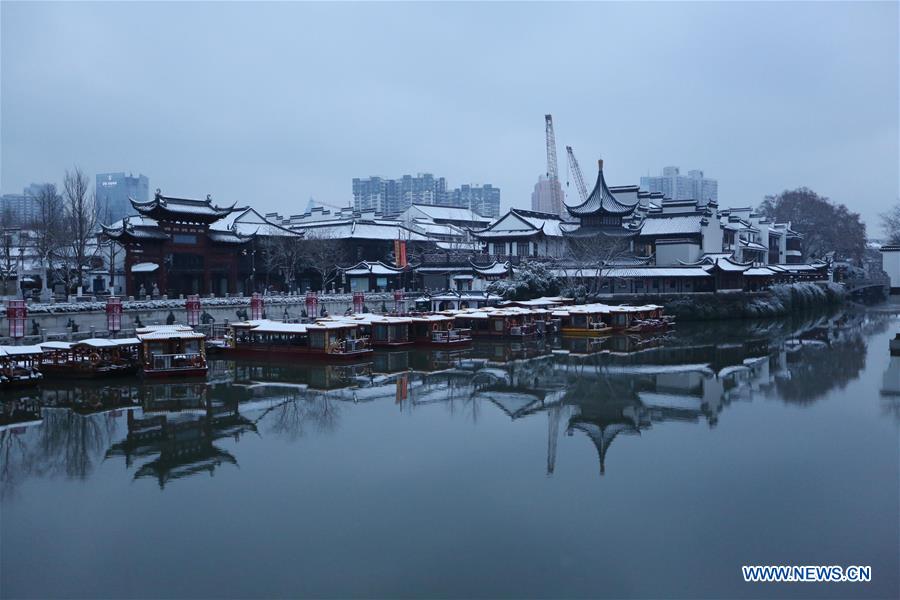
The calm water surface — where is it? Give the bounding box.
[2,309,898,599]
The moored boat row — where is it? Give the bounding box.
[0,325,209,388]
[0,301,672,387]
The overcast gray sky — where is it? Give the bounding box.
[2,1,897,234]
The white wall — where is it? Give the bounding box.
[882,249,900,292]
[656,241,701,266]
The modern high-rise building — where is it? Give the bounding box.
[448,184,500,218]
[0,183,53,227]
[354,173,503,217]
[640,166,718,203]
[531,175,565,217]
[353,173,447,216]
[95,172,150,224]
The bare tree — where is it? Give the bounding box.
[0,208,16,295]
[28,184,65,298]
[260,233,306,292]
[563,233,633,297]
[62,167,98,293]
[880,200,900,245]
[299,229,350,292]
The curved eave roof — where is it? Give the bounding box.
[101,223,169,242]
[565,164,638,217]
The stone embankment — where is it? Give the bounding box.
[0,293,398,345]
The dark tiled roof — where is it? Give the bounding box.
[565,163,639,217]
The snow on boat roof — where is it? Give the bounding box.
[137,328,206,340]
[40,341,73,350]
[409,314,453,322]
[0,345,44,356]
[72,338,140,348]
[331,314,413,325]
[232,320,309,334]
[565,302,662,314]
[305,321,361,330]
[135,325,196,333]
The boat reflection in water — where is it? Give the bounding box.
[0,309,889,492]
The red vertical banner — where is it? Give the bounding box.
[6,300,26,339]
[305,291,318,318]
[393,290,404,315]
[352,292,364,314]
[186,294,201,327]
[106,296,123,333]
[250,292,264,320]
[398,240,407,267]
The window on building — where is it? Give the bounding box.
[173,234,198,245]
[516,242,529,256]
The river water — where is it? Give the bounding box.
[2,308,898,599]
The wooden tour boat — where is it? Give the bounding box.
[0,345,44,388]
[38,338,141,379]
[136,325,208,378]
[559,303,667,336]
[225,319,373,360]
[449,308,543,340]
[409,314,472,346]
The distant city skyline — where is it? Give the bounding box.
[1,2,896,234]
[640,166,718,204]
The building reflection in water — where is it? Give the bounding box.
[0,310,887,491]
[881,354,900,422]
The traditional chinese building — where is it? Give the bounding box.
[101,191,253,297]
[559,160,644,251]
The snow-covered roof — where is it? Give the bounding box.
[294,220,430,241]
[231,320,308,334]
[471,209,573,239]
[639,215,706,237]
[73,337,140,348]
[342,261,405,276]
[407,204,491,223]
[741,240,768,251]
[0,345,44,356]
[471,261,510,276]
[131,262,159,273]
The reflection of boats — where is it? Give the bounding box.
[624,319,673,334]
[0,345,43,388]
[0,395,43,430]
[38,380,141,415]
[226,359,371,391]
[137,326,208,378]
[225,320,373,360]
[38,338,141,379]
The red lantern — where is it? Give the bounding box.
[393,290,404,315]
[250,292,264,320]
[6,300,26,339]
[305,292,318,318]
[352,292,364,314]
[106,296,122,334]
[186,294,201,327]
